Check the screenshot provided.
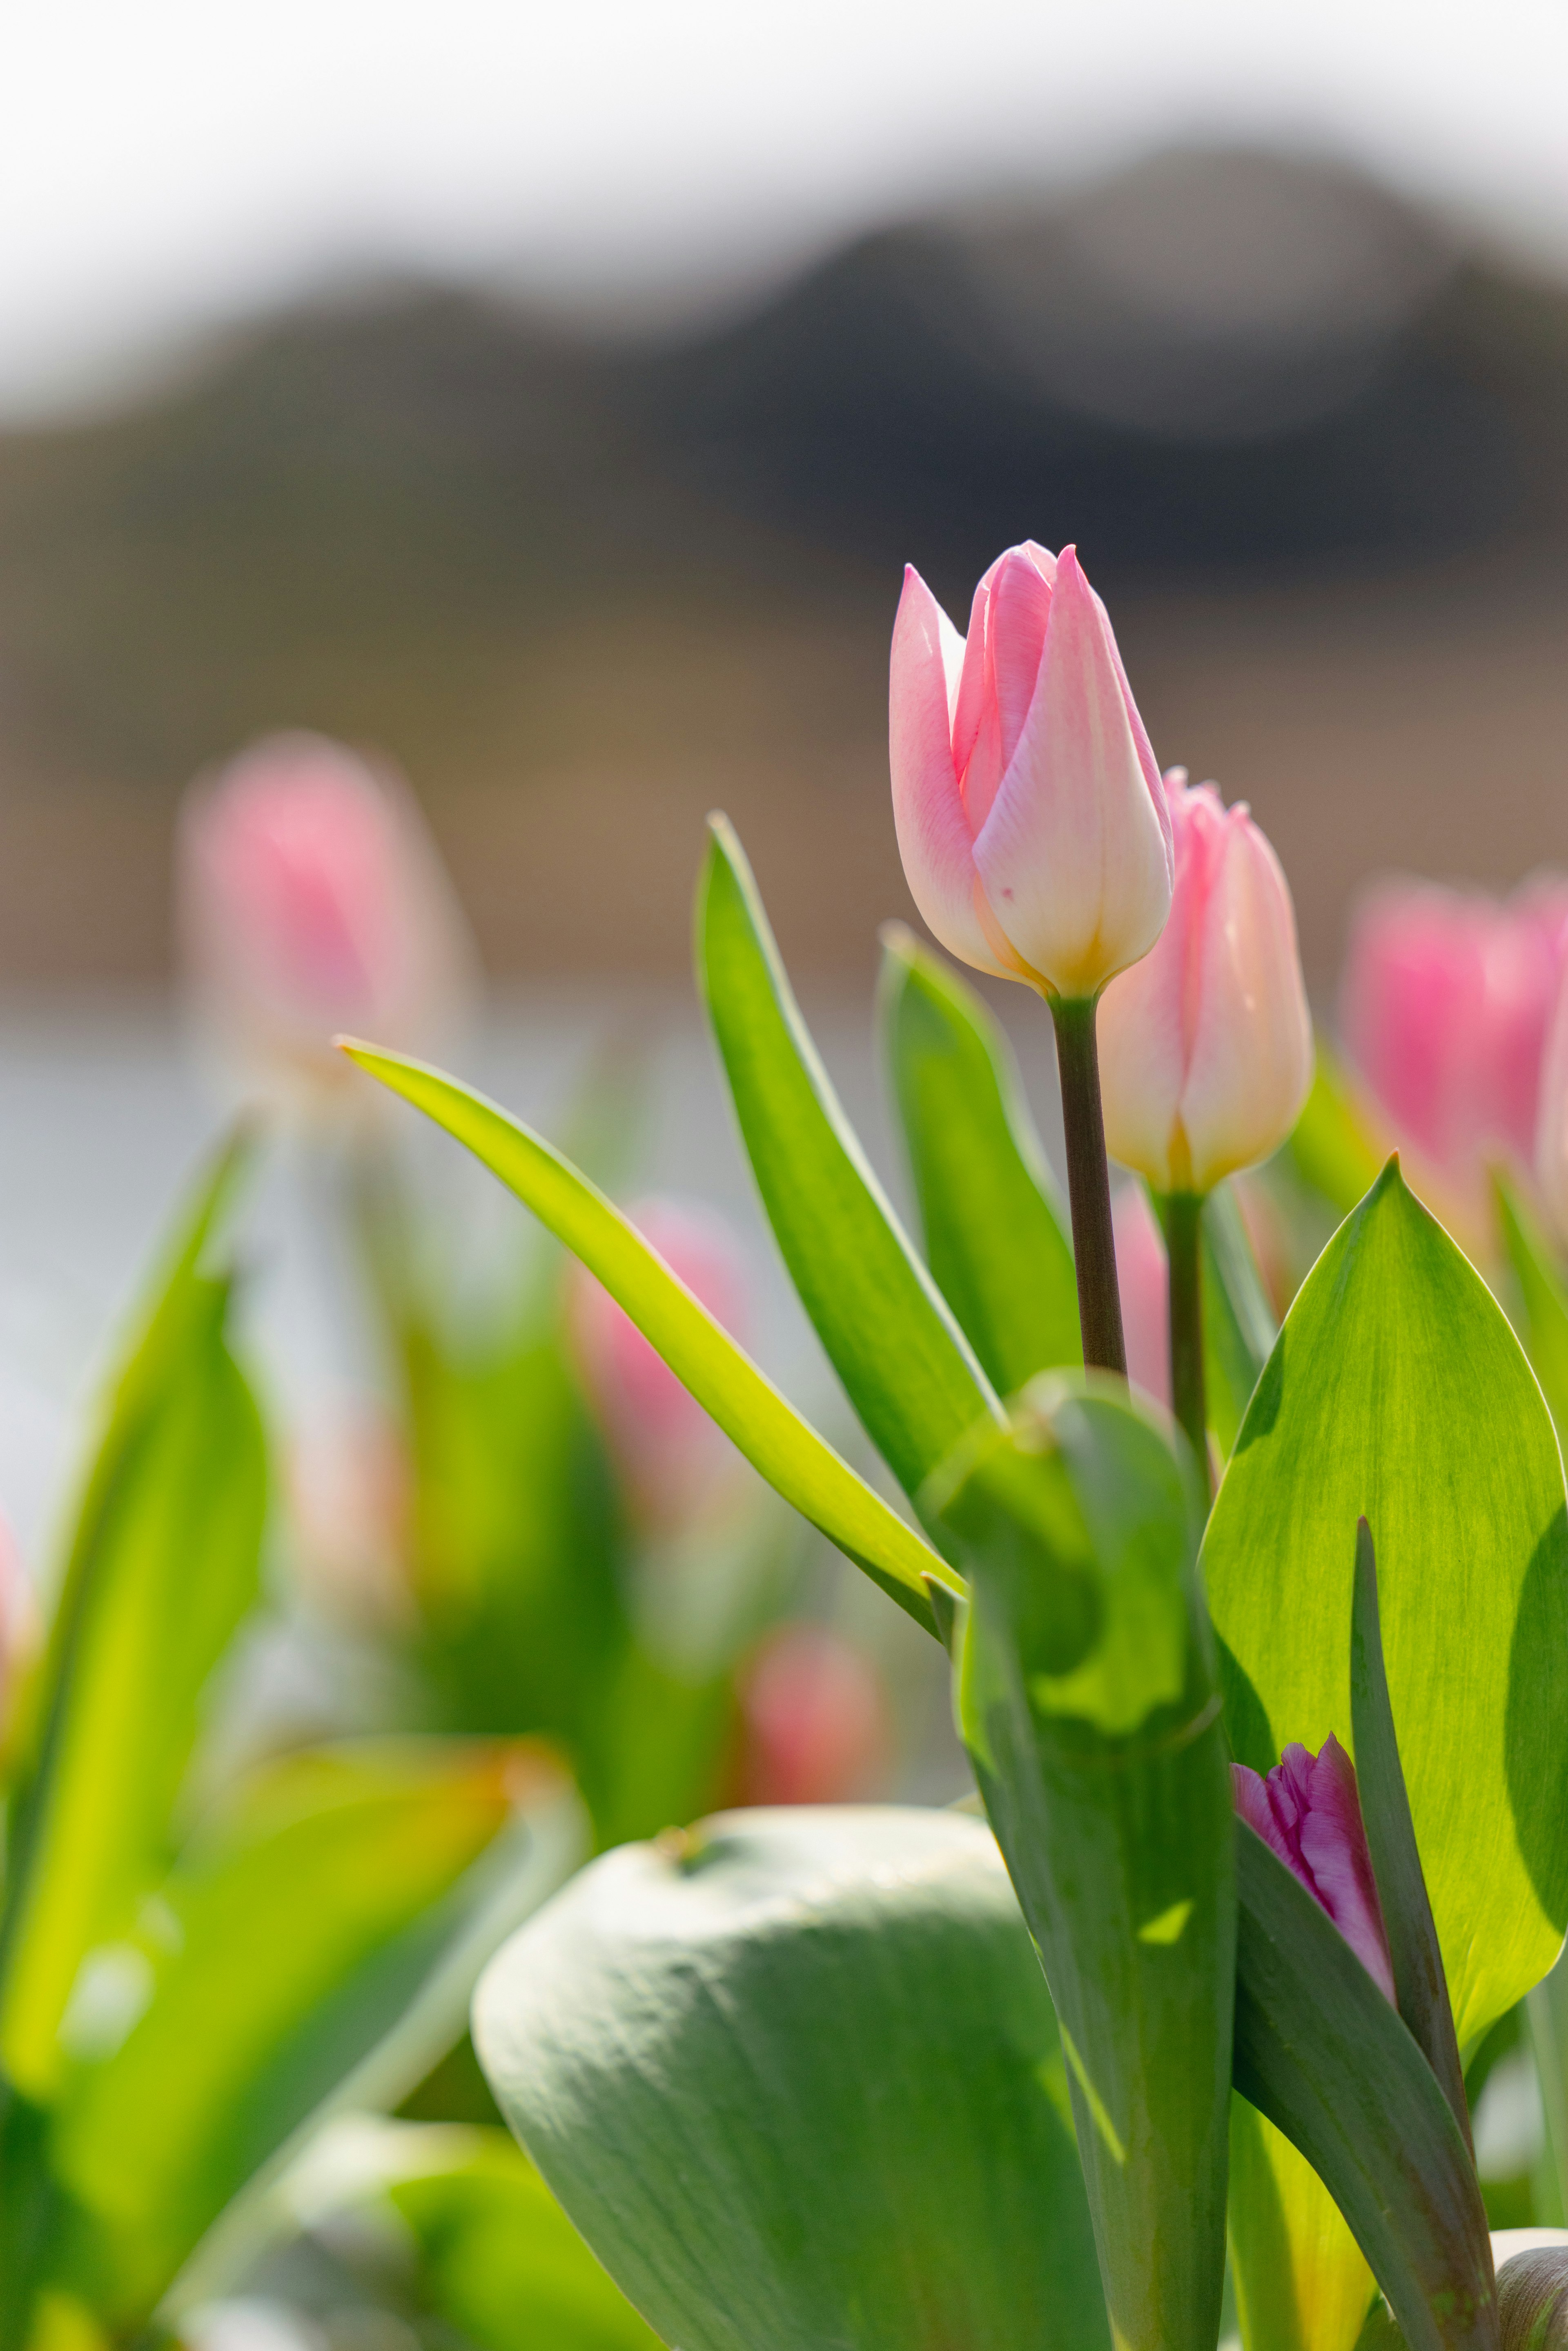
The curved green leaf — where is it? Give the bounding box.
[697,817,1002,1501]
[879,923,1081,1394]
[935,1381,1234,2351]
[0,1132,265,2099]
[1205,1160,1568,2351]
[340,1044,956,1636]
[474,1805,1109,2351]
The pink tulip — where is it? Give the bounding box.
[178,732,477,1093]
[889,542,1173,1000]
[1341,878,1568,1206]
[733,1623,890,1807]
[1098,772,1312,1196]
[1113,1184,1171,1408]
[568,1197,751,1524]
[1233,1738,1394,2001]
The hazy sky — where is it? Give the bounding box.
[5,0,1568,416]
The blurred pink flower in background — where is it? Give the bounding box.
[568,1197,752,1525]
[1113,1184,1171,1408]
[0,1518,39,1752]
[178,731,478,1100]
[1340,877,1568,1218]
[1099,772,1312,1195]
[1233,1737,1394,2001]
[890,541,1172,998]
[287,1404,413,1634]
[733,1622,890,1807]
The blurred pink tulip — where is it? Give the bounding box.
[287,1405,413,1634]
[1341,877,1568,1208]
[0,1519,38,1750]
[178,732,477,1094]
[1537,974,1568,1241]
[568,1197,751,1524]
[1234,1738,1394,2001]
[1113,1184,1171,1408]
[1099,772,1312,1195]
[890,542,1172,999]
[734,1623,890,1807]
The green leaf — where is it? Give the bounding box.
[1351,1519,1470,2146]
[879,923,1081,1394]
[1234,1823,1496,2351]
[474,1805,1110,2351]
[50,1740,567,2322]
[1205,1160,1568,2351]
[696,817,1001,1500]
[340,1042,957,1637]
[933,1381,1234,2351]
[1285,1040,1385,1219]
[0,1132,265,2099]
[1495,1175,1568,1456]
[1200,1182,1278,1457]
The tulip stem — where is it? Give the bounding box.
[1165,1190,1211,1493]
[1050,995,1127,1375]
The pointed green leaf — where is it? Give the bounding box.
[1234,1823,1496,2351]
[340,1044,956,1636]
[474,1806,1109,2351]
[879,923,1080,1394]
[696,818,1002,1501]
[1351,1519,1470,2146]
[933,1381,1234,2351]
[0,1133,265,2099]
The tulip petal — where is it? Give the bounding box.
[890,566,1012,981]
[973,547,1171,997]
[1299,1739,1396,2005]
[1097,773,1200,1190]
[984,547,1056,802]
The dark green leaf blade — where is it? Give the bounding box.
[934,1382,1234,2351]
[697,817,1002,1500]
[1234,1822,1496,2351]
[1351,1518,1470,2147]
[474,1806,1110,2351]
[340,1042,956,1636]
[879,923,1080,1393]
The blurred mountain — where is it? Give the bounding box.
[2,145,1568,987]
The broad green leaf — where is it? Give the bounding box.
[935,1381,1234,2351]
[50,1740,563,2321]
[1205,1161,1568,2351]
[1496,1176,1568,1455]
[1201,1182,1278,1457]
[1286,1039,1385,1219]
[0,1134,265,2099]
[1234,1825,1496,2351]
[341,1043,957,1636]
[696,817,1002,1500]
[1229,2106,1377,2351]
[879,924,1080,1393]
[474,1805,1110,2351]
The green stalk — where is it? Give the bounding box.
[1165,1190,1209,1489]
[1050,994,1126,1375]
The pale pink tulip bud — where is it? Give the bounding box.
[1112,1184,1171,1408]
[178,732,478,1096]
[1341,877,1568,1204]
[567,1198,751,1525]
[1097,771,1311,1195]
[733,1624,890,1807]
[1233,1737,1394,2001]
[890,542,1173,999]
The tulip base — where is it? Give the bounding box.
[1163,1190,1210,1492]
[1050,995,1127,1377]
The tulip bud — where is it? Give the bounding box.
[1341,877,1568,1210]
[1097,771,1312,1196]
[567,1197,751,1526]
[733,1623,890,1807]
[1233,1737,1394,2001]
[178,731,478,1100]
[890,542,1172,1000]
[1112,1184,1171,1408]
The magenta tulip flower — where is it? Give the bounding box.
[568,1197,752,1525]
[1233,1738,1395,2001]
[1098,771,1312,1198]
[889,541,1172,1001]
[1341,877,1568,1217]
[178,731,477,1099]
